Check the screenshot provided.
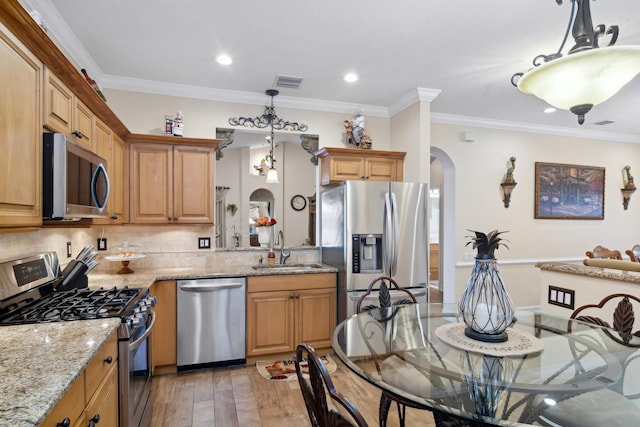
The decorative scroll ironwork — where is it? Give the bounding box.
[228,89,308,132]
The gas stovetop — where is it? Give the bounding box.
[0,286,143,325]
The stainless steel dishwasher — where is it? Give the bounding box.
[176,277,246,370]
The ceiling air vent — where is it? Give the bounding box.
[594,120,615,126]
[274,75,303,89]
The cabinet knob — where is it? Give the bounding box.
[289,294,294,299]
[104,355,113,364]
[56,418,70,427]
[110,216,118,220]
[72,130,84,139]
[88,413,100,426]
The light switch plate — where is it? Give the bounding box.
[97,238,107,251]
[198,237,211,249]
[548,285,574,309]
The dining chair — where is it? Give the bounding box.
[625,244,640,262]
[295,342,369,427]
[584,245,623,259]
[538,294,640,426]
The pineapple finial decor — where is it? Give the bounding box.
[459,229,514,342]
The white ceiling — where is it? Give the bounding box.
[20,0,640,142]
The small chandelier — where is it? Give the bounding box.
[229,89,308,183]
[511,0,640,125]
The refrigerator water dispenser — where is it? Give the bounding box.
[352,234,383,273]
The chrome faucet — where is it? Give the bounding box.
[276,230,291,264]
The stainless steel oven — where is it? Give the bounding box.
[119,300,155,427]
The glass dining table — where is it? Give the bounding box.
[332,303,640,426]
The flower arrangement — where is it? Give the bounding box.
[255,216,277,227]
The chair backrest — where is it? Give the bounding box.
[295,343,369,427]
[626,244,640,262]
[585,245,623,260]
[570,293,640,347]
[355,276,417,314]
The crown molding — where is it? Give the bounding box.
[431,112,640,144]
[388,87,442,116]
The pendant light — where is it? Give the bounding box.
[229,89,308,183]
[512,0,640,125]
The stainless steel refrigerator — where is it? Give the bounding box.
[321,180,429,322]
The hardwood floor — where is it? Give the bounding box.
[150,360,437,426]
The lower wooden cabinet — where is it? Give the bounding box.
[149,280,177,374]
[40,331,118,427]
[247,273,336,358]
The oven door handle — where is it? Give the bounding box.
[129,309,155,352]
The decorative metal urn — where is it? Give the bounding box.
[459,230,514,342]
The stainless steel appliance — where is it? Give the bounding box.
[0,251,154,427]
[43,132,110,220]
[177,278,246,370]
[321,181,429,321]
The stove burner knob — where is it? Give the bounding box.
[147,296,157,306]
[129,313,145,329]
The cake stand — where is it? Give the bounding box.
[105,254,146,274]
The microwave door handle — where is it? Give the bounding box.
[91,163,110,210]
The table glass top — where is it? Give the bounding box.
[332,303,640,426]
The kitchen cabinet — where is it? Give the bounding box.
[129,137,218,224]
[40,331,118,427]
[316,147,405,185]
[150,280,177,375]
[94,120,127,224]
[246,273,336,359]
[44,68,95,152]
[0,21,42,229]
[429,243,439,282]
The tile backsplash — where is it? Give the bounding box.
[0,225,320,274]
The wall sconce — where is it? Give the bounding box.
[621,165,636,210]
[500,157,517,208]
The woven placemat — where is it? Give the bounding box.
[435,322,544,357]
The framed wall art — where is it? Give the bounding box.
[534,162,605,220]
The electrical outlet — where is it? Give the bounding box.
[66,241,72,258]
[198,237,211,249]
[97,238,108,251]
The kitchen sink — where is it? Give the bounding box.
[251,263,325,270]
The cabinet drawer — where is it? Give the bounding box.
[40,371,85,427]
[85,364,119,427]
[85,332,117,399]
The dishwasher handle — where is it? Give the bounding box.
[179,282,245,292]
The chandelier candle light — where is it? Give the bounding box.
[512,0,640,124]
[228,90,308,184]
[459,230,514,343]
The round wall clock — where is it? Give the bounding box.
[291,194,307,211]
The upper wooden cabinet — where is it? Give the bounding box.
[129,135,220,224]
[44,68,95,151]
[316,147,405,185]
[0,21,43,229]
[93,119,127,224]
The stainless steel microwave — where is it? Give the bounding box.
[43,133,110,220]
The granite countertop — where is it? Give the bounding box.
[0,263,337,426]
[536,262,640,284]
[0,318,121,427]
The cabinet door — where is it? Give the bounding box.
[247,290,295,357]
[326,156,364,182]
[130,143,173,223]
[0,22,42,227]
[296,288,336,350]
[150,280,177,373]
[43,68,73,135]
[39,372,86,427]
[365,158,398,181]
[110,134,127,223]
[73,98,95,151]
[85,364,118,427]
[173,145,214,223]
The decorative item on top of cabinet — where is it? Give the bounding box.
[128,134,221,224]
[316,147,405,185]
[246,273,336,362]
[0,20,43,229]
[343,113,373,149]
[44,68,95,152]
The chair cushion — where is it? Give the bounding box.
[539,388,640,427]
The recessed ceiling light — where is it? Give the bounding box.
[543,107,557,114]
[344,73,358,83]
[216,54,232,65]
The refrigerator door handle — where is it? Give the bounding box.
[390,191,399,276]
[384,192,394,277]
